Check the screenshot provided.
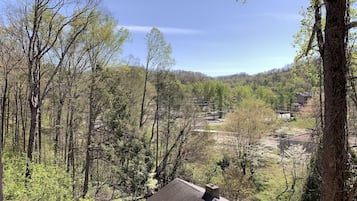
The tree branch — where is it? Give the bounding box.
[304,1,324,57]
[305,27,316,56]
[348,21,357,29]
[314,1,324,57]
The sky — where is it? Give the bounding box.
[4,0,310,77]
[99,0,312,76]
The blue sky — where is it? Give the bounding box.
[102,1,309,76]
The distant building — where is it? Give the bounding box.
[193,98,210,112]
[296,92,313,106]
[276,110,295,121]
[147,178,229,201]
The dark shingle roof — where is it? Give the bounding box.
[147,178,229,201]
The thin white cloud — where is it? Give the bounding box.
[121,25,203,35]
[260,13,301,22]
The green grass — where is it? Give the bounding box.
[254,156,307,201]
[206,124,222,130]
[254,159,288,200]
[287,114,315,130]
[188,151,224,182]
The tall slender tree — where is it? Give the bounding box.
[139,28,174,129]
[81,10,128,198]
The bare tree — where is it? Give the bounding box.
[0,24,25,201]
[277,145,309,200]
[6,0,97,178]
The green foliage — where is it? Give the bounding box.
[217,60,320,111]
[206,124,222,130]
[221,98,282,199]
[218,166,257,200]
[300,152,320,201]
[254,159,290,200]
[214,81,232,114]
[288,115,315,129]
[192,80,233,114]
[217,154,231,172]
[225,98,277,140]
[234,85,253,103]
[255,86,277,107]
[146,27,175,70]
[181,133,221,184]
[84,10,129,68]
[96,68,153,197]
[4,154,73,201]
[293,0,317,60]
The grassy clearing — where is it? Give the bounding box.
[254,158,288,200]
[288,116,315,130]
[254,154,307,201]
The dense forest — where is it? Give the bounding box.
[0,0,357,201]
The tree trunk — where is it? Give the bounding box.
[139,65,149,128]
[320,0,348,200]
[162,103,171,184]
[67,92,75,168]
[1,75,8,149]
[54,97,64,165]
[319,60,324,130]
[83,69,96,198]
[65,101,70,170]
[64,101,70,166]
[155,96,159,172]
[37,105,42,163]
[66,85,76,196]
[0,146,3,201]
[156,128,188,183]
[14,86,20,153]
[37,67,42,163]
[68,99,76,197]
[20,86,27,153]
[26,59,41,178]
[26,103,38,178]
[150,109,157,144]
[5,87,10,150]
[0,65,7,201]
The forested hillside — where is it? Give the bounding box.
[214,63,319,118]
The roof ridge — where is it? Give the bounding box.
[174,178,205,193]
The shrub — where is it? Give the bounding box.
[4,154,73,201]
